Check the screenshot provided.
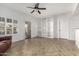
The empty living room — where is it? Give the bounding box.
[0,2,79,56]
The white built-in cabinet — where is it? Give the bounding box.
[75,29,79,48]
[0,17,17,36]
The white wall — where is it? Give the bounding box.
[53,16,58,38]
[57,16,70,39]
[0,5,38,42]
[72,16,79,48]
[38,17,54,38]
[69,15,79,40]
[56,15,79,48]
[37,16,70,39]
[56,15,79,40]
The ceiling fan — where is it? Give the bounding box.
[27,3,46,14]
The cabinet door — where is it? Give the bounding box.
[75,29,79,48]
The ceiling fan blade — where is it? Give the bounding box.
[35,3,39,8]
[38,10,41,14]
[38,8,46,10]
[31,10,35,13]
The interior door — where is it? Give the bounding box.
[25,21,31,39]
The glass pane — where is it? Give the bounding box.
[7,18,12,23]
[2,17,5,22]
[13,20,17,24]
[6,24,12,34]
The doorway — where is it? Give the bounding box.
[25,21,31,39]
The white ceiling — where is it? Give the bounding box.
[0,3,78,18]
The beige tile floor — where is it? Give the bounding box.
[6,37,79,56]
